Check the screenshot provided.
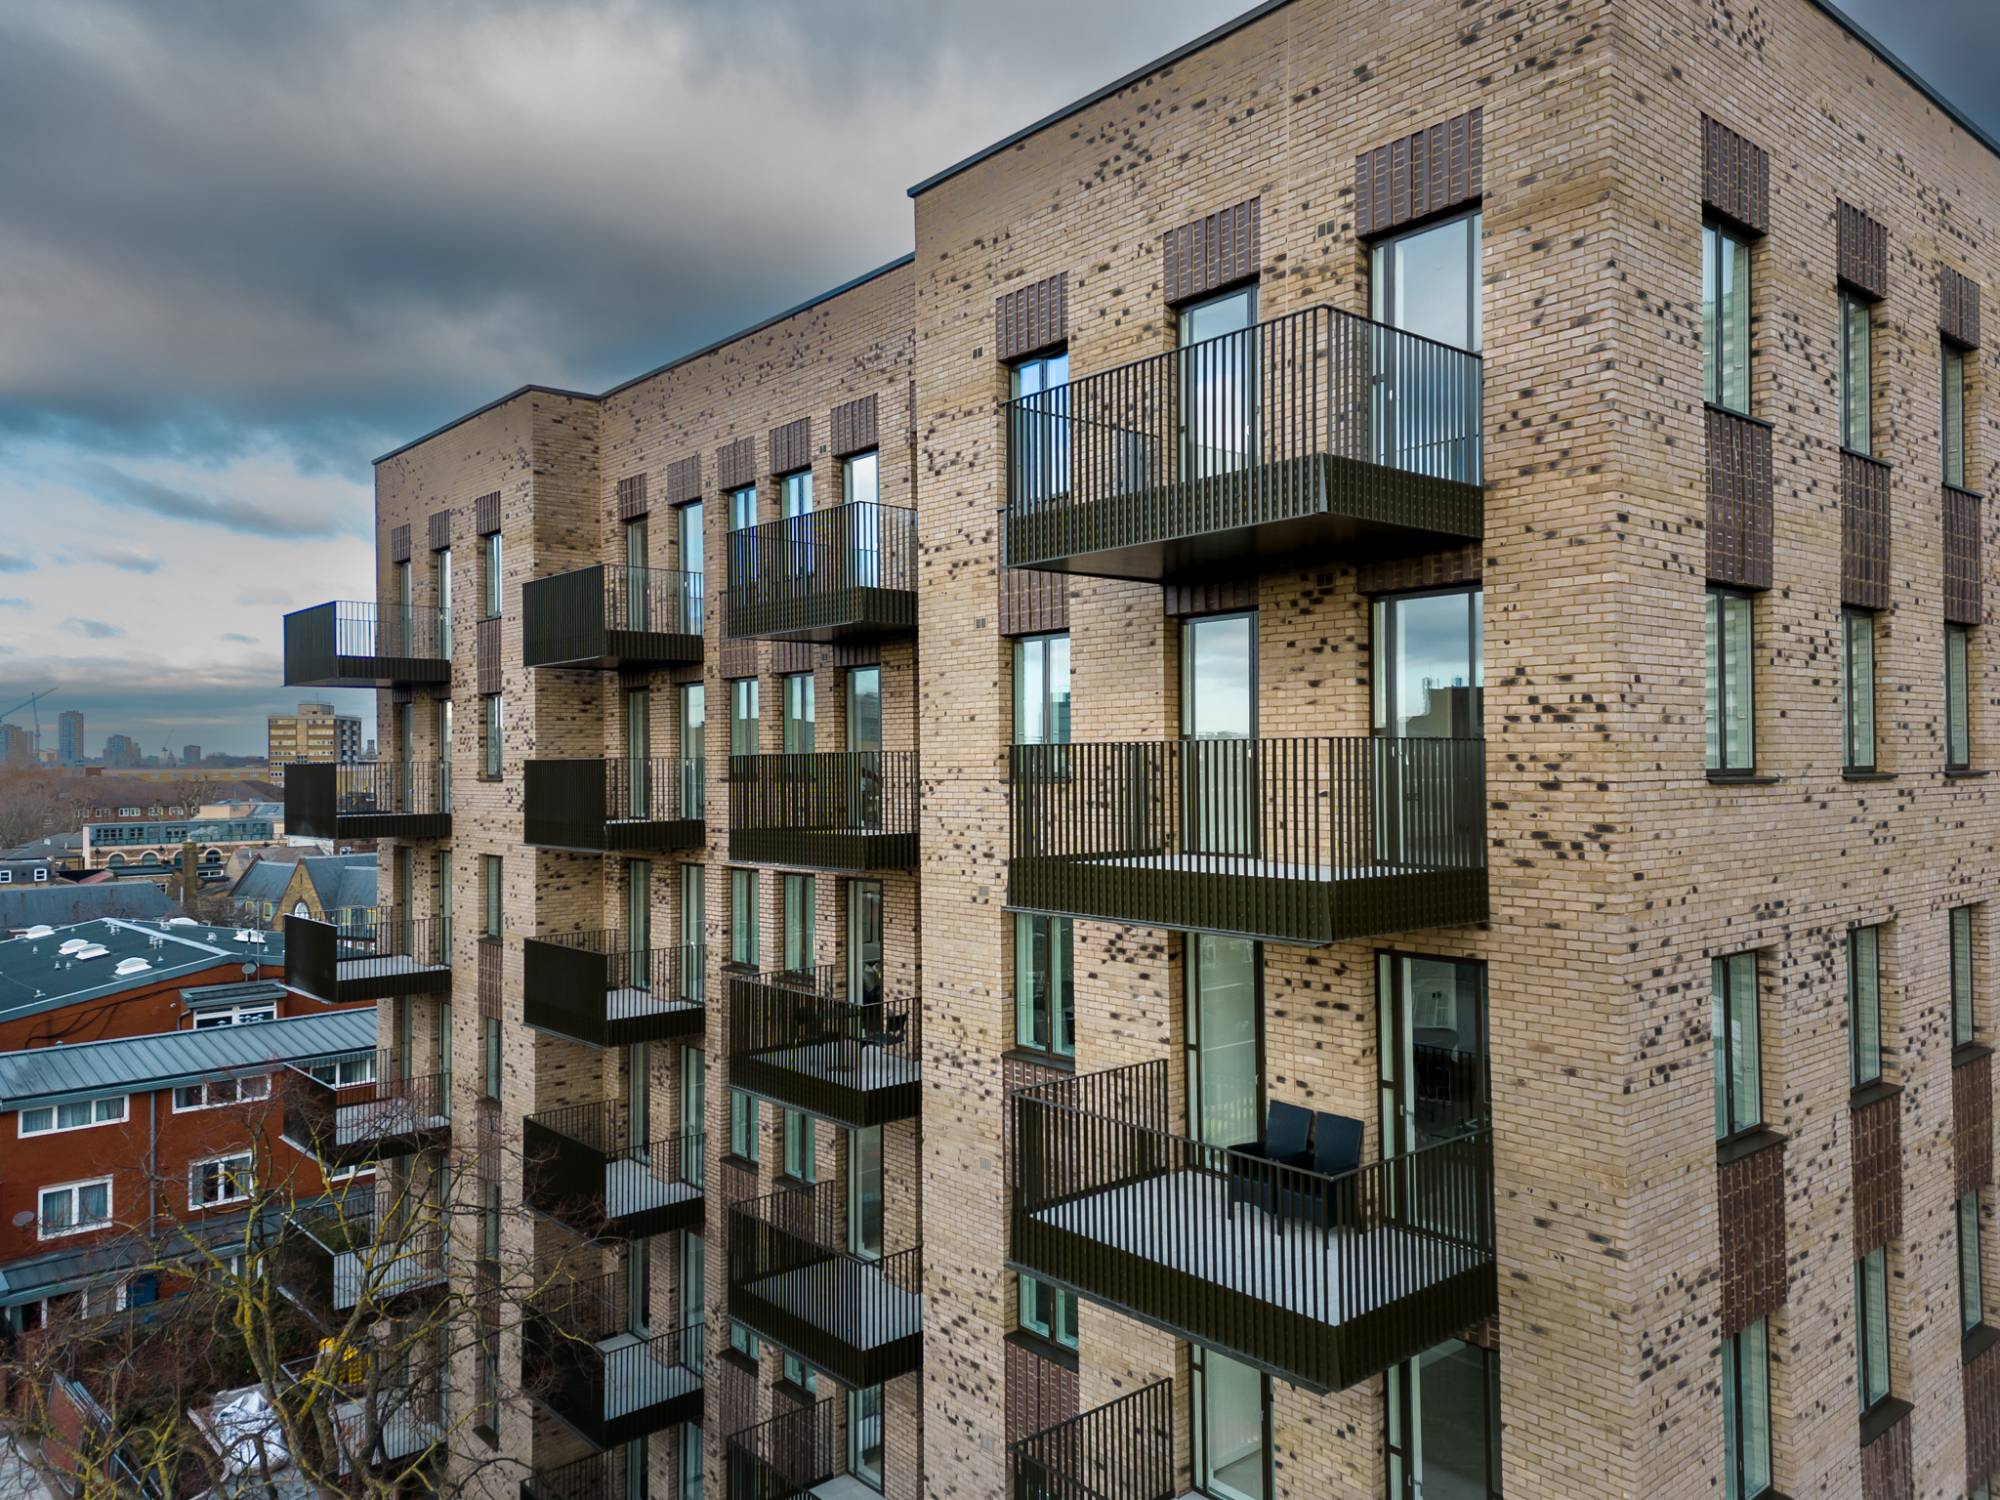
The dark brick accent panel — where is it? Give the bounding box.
[996,272,1069,363]
[1356,543,1483,595]
[1717,1136,1786,1336]
[1842,451,1892,610]
[1860,1404,1913,1500]
[1852,1090,1904,1255]
[1355,108,1482,239]
[831,394,879,457]
[831,641,881,669]
[718,435,757,492]
[770,417,812,475]
[1943,265,1983,350]
[1004,1337,1078,1445]
[1968,1334,2000,1492]
[668,662,703,686]
[389,524,411,563]
[476,615,502,695]
[999,569,1068,636]
[1164,579,1256,617]
[1706,407,1774,590]
[1700,114,1769,235]
[1839,201,1889,301]
[1163,197,1260,305]
[474,490,501,536]
[477,938,503,1019]
[770,639,816,675]
[718,638,757,679]
[1957,1050,1994,1198]
[666,454,701,505]
[616,473,648,520]
[427,508,452,552]
[1946,486,1983,626]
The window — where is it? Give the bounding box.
[1703,221,1752,413]
[1840,290,1873,455]
[0,871,10,884]
[1010,350,1073,506]
[307,1054,374,1087]
[484,1017,501,1101]
[1706,588,1755,774]
[1713,952,1762,1140]
[483,530,503,619]
[781,468,812,519]
[1854,1246,1891,1413]
[191,1003,277,1029]
[730,869,759,967]
[783,874,814,973]
[173,1074,271,1112]
[190,1153,255,1208]
[1014,914,1074,1058]
[483,855,502,938]
[1962,1191,1986,1335]
[1848,925,1882,1089]
[782,1352,816,1394]
[730,484,756,533]
[1842,609,1876,772]
[482,694,502,778]
[783,673,816,753]
[1722,1319,1773,1500]
[729,1318,762,1360]
[435,546,453,659]
[33,868,46,882]
[843,449,879,508]
[1948,624,1973,770]
[783,1108,816,1182]
[1954,906,1979,1049]
[38,1178,111,1239]
[19,1094,126,1137]
[1013,633,1072,746]
[677,1420,703,1500]
[1018,1275,1078,1351]
[730,1089,761,1162]
[730,679,760,756]
[1945,345,1969,489]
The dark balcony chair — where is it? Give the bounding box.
[1229,1109,1366,1230]
[1224,1101,1314,1217]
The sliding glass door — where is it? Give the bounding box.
[1191,1344,1269,1500]
[1372,588,1482,868]
[1180,286,1260,481]
[1185,935,1260,1150]
[1386,1337,1501,1499]
[1370,211,1482,481]
[1182,612,1256,859]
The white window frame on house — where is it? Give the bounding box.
[32,867,47,882]
[307,1054,376,1088]
[173,1074,272,1112]
[189,1152,256,1209]
[191,1003,278,1030]
[19,1094,128,1137]
[38,1177,112,1240]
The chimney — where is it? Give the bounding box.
[178,839,199,908]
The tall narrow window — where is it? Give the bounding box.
[677,501,704,635]
[783,1109,816,1182]
[1703,221,1753,414]
[730,869,759,967]
[1848,924,1881,1089]
[1387,1337,1502,1500]
[1012,633,1072,745]
[482,855,501,938]
[482,693,502,778]
[1945,344,1969,489]
[1947,624,1973,770]
[680,682,705,817]
[783,673,816,753]
[783,873,814,973]
[1854,1247,1891,1414]
[1842,609,1876,772]
[730,1089,760,1162]
[483,1016,501,1101]
[1722,1319,1773,1500]
[1953,906,1978,1049]
[843,450,879,508]
[1014,913,1074,1058]
[1961,1191,1986,1335]
[730,484,757,533]
[731,679,760,756]
[1706,588,1755,774]
[1009,350,1072,507]
[1713,952,1762,1140]
[1841,291,1873,456]
[435,547,453,658]
[781,468,812,519]
[482,530,502,619]
[678,1420,704,1500]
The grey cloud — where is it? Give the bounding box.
[234,586,292,607]
[62,617,124,639]
[0,599,27,609]
[0,651,354,755]
[69,541,161,573]
[0,554,30,573]
[79,460,353,540]
[218,632,256,643]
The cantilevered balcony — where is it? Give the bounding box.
[524,932,705,1048]
[285,910,451,1005]
[728,966,919,1129]
[279,1190,446,1324]
[727,1182,921,1389]
[285,760,452,841]
[524,1273,703,1448]
[522,1101,703,1239]
[725,501,916,641]
[1009,1380,1175,1500]
[523,564,703,670]
[282,1066,449,1168]
[1002,306,1482,582]
[1008,735,1486,946]
[727,750,918,870]
[524,756,703,854]
[726,1398,842,1500]
[1009,1060,1495,1394]
[284,600,451,688]
[521,1448,647,1500]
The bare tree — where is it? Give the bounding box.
[0,771,70,852]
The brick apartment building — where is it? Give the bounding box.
[267,1,2000,1497]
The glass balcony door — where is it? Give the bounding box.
[848,1384,884,1490]
[1386,1337,1501,1499]
[677,502,703,634]
[1181,612,1256,859]
[627,687,651,819]
[1372,589,1482,869]
[1010,351,1071,510]
[1370,211,1482,481]
[626,516,651,631]
[849,879,883,1010]
[1179,287,1259,482]
[848,666,883,832]
[848,1125,883,1262]
[1185,934,1260,1151]
[627,1236,651,1339]
[681,1046,705,1189]
[680,683,705,817]
[1378,954,1488,1157]
[1191,1344,1268,1500]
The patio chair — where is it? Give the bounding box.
[1224,1100,1314,1217]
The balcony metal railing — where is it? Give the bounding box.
[524,1278,705,1448]
[1002,305,1483,578]
[726,1397,842,1500]
[524,931,705,1048]
[1008,1379,1176,1500]
[522,1447,645,1500]
[523,756,703,853]
[727,749,919,869]
[725,501,917,640]
[282,1189,447,1317]
[1008,735,1486,944]
[522,1100,704,1237]
[727,1180,922,1388]
[284,600,451,687]
[285,908,451,1004]
[285,759,452,840]
[1009,1059,1495,1392]
[728,965,920,1128]
[522,563,704,669]
[283,1066,449,1167]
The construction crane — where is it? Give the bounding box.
[0,688,56,754]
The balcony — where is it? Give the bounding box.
[524,931,705,1049]
[524,756,702,854]
[285,909,451,1005]
[726,1398,842,1500]
[724,501,916,641]
[728,750,918,870]
[728,966,919,1129]
[727,1182,921,1389]
[283,600,451,688]
[1002,305,1482,582]
[524,1273,703,1448]
[522,1101,703,1239]
[278,1347,443,1477]
[279,1190,446,1324]
[521,1448,646,1500]
[1009,735,1485,946]
[1009,1380,1175,1500]
[523,563,703,670]
[282,1066,450,1168]
[284,760,451,841]
[1009,1060,1495,1394]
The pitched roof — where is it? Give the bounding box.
[0,1006,376,1109]
[303,856,376,915]
[228,859,295,904]
[0,883,177,929]
[0,832,83,859]
[0,917,283,1022]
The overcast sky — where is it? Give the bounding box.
[0,0,1993,756]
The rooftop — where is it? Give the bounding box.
[0,883,178,930]
[0,917,283,1023]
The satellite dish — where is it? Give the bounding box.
[11,1212,34,1228]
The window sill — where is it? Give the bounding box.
[1707,772,1782,787]
[774,1378,819,1405]
[1003,1046,1075,1075]
[1964,1324,2000,1366]
[1841,770,1896,782]
[476,773,503,783]
[1849,1079,1902,1111]
[719,1346,761,1378]
[777,1174,817,1194]
[721,1152,762,1173]
[1946,768,1991,779]
[1005,1328,1080,1373]
[1704,401,1774,431]
[1715,1125,1786,1168]
[1955,1042,1995,1069]
[1859,1395,1913,1449]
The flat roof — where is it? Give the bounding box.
[0,918,282,1023]
[905,0,1997,198]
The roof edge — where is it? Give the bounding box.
[372,384,598,467]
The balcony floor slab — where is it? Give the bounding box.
[338,954,452,986]
[331,1247,447,1310]
[608,987,703,1024]
[599,1332,700,1422]
[738,1257,922,1356]
[335,1097,448,1149]
[741,1041,919,1095]
[605,1160,702,1222]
